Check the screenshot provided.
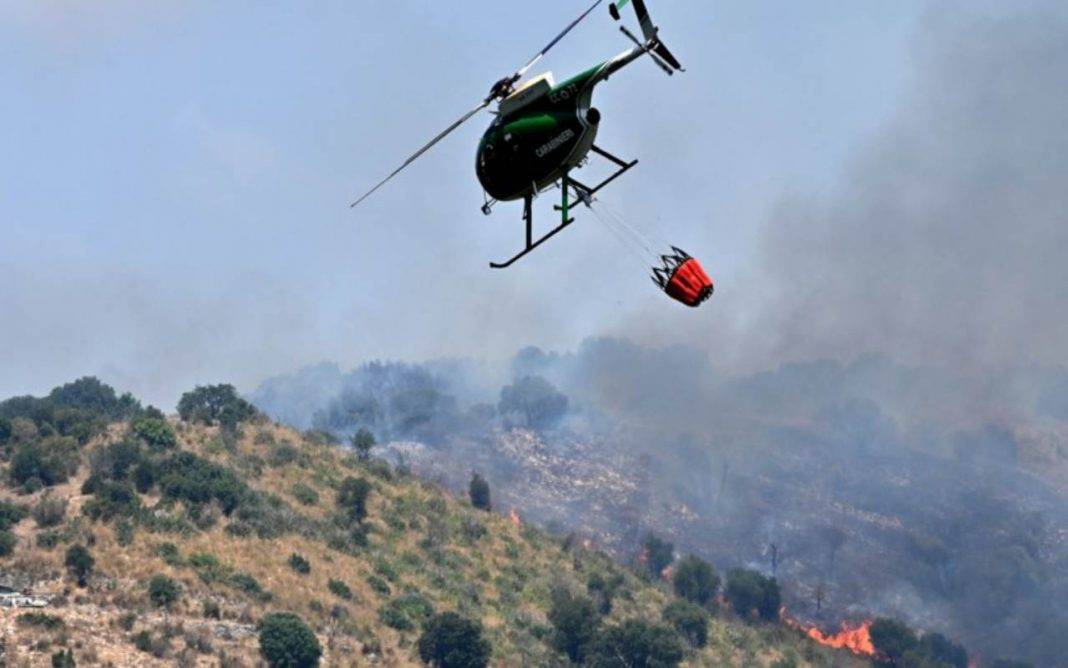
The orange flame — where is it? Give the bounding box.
[782,608,875,656]
[805,621,875,655]
[508,509,521,527]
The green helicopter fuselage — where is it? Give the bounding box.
[476,65,607,202]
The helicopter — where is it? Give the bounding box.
[351,0,685,269]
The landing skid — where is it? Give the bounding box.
[489,145,638,269]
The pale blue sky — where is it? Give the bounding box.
[3,1,932,406]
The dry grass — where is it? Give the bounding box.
[0,420,864,667]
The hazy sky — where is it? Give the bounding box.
[4,0,1039,408]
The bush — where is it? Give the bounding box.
[642,533,674,579]
[51,648,75,668]
[336,476,371,524]
[156,542,183,566]
[417,612,490,668]
[65,545,94,586]
[83,481,141,521]
[586,572,624,616]
[379,593,435,631]
[131,417,177,451]
[291,483,318,506]
[229,572,271,601]
[10,437,78,490]
[177,385,257,428]
[203,599,222,619]
[17,611,65,630]
[497,375,568,430]
[0,530,16,557]
[672,555,719,606]
[288,553,311,575]
[351,428,376,461]
[870,617,918,663]
[96,438,144,479]
[367,575,391,596]
[917,632,969,668]
[585,619,683,668]
[328,579,353,600]
[269,443,300,467]
[148,575,181,608]
[468,473,491,511]
[724,569,781,622]
[32,494,68,528]
[157,452,248,515]
[662,600,709,648]
[548,589,601,664]
[258,612,322,668]
[0,500,28,530]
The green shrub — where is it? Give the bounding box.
[328,579,353,600]
[37,530,62,549]
[269,443,300,467]
[350,428,376,461]
[64,545,94,586]
[0,500,28,531]
[468,473,491,511]
[291,483,318,506]
[177,385,257,427]
[83,481,141,521]
[642,533,674,579]
[51,648,75,668]
[203,599,222,619]
[367,575,391,596]
[258,612,322,668]
[417,612,490,668]
[148,575,181,608]
[336,476,371,524]
[10,437,78,490]
[229,572,271,601]
[157,452,248,515]
[288,553,311,575]
[548,589,601,664]
[724,568,780,622]
[17,612,65,630]
[155,542,183,566]
[870,617,918,663]
[0,529,17,557]
[116,519,135,546]
[32,494,67,528]
[672,555,719,607]
[663,600,709,648]
[379,593,434,631]
[585,619,683,668]
[131,417,177,451]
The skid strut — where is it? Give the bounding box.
[489,145,638,269]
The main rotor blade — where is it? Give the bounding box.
[350,100,490,209]
[514,0,605,80]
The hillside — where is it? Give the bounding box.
[0,378,873,666]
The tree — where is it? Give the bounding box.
[724,569,781,622]
[468,473,491,511]
[548,589,601,663]
[0,530,16,557]
[148,575,181,608]
[64,545,95,587]
[258,612,322,667]
[672,555,719,606]
[918,632,968,668]
[417,611,491,668]
[350,428,376,461]
[585,619,683,668]
[177,384,257,426]
[497,375,569,430]
[870,617,918,664]
[336,476,372,524]
[662,600,708,648]
[642,533,674,579]
[131,417,177,451]
[10,437,78,489]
